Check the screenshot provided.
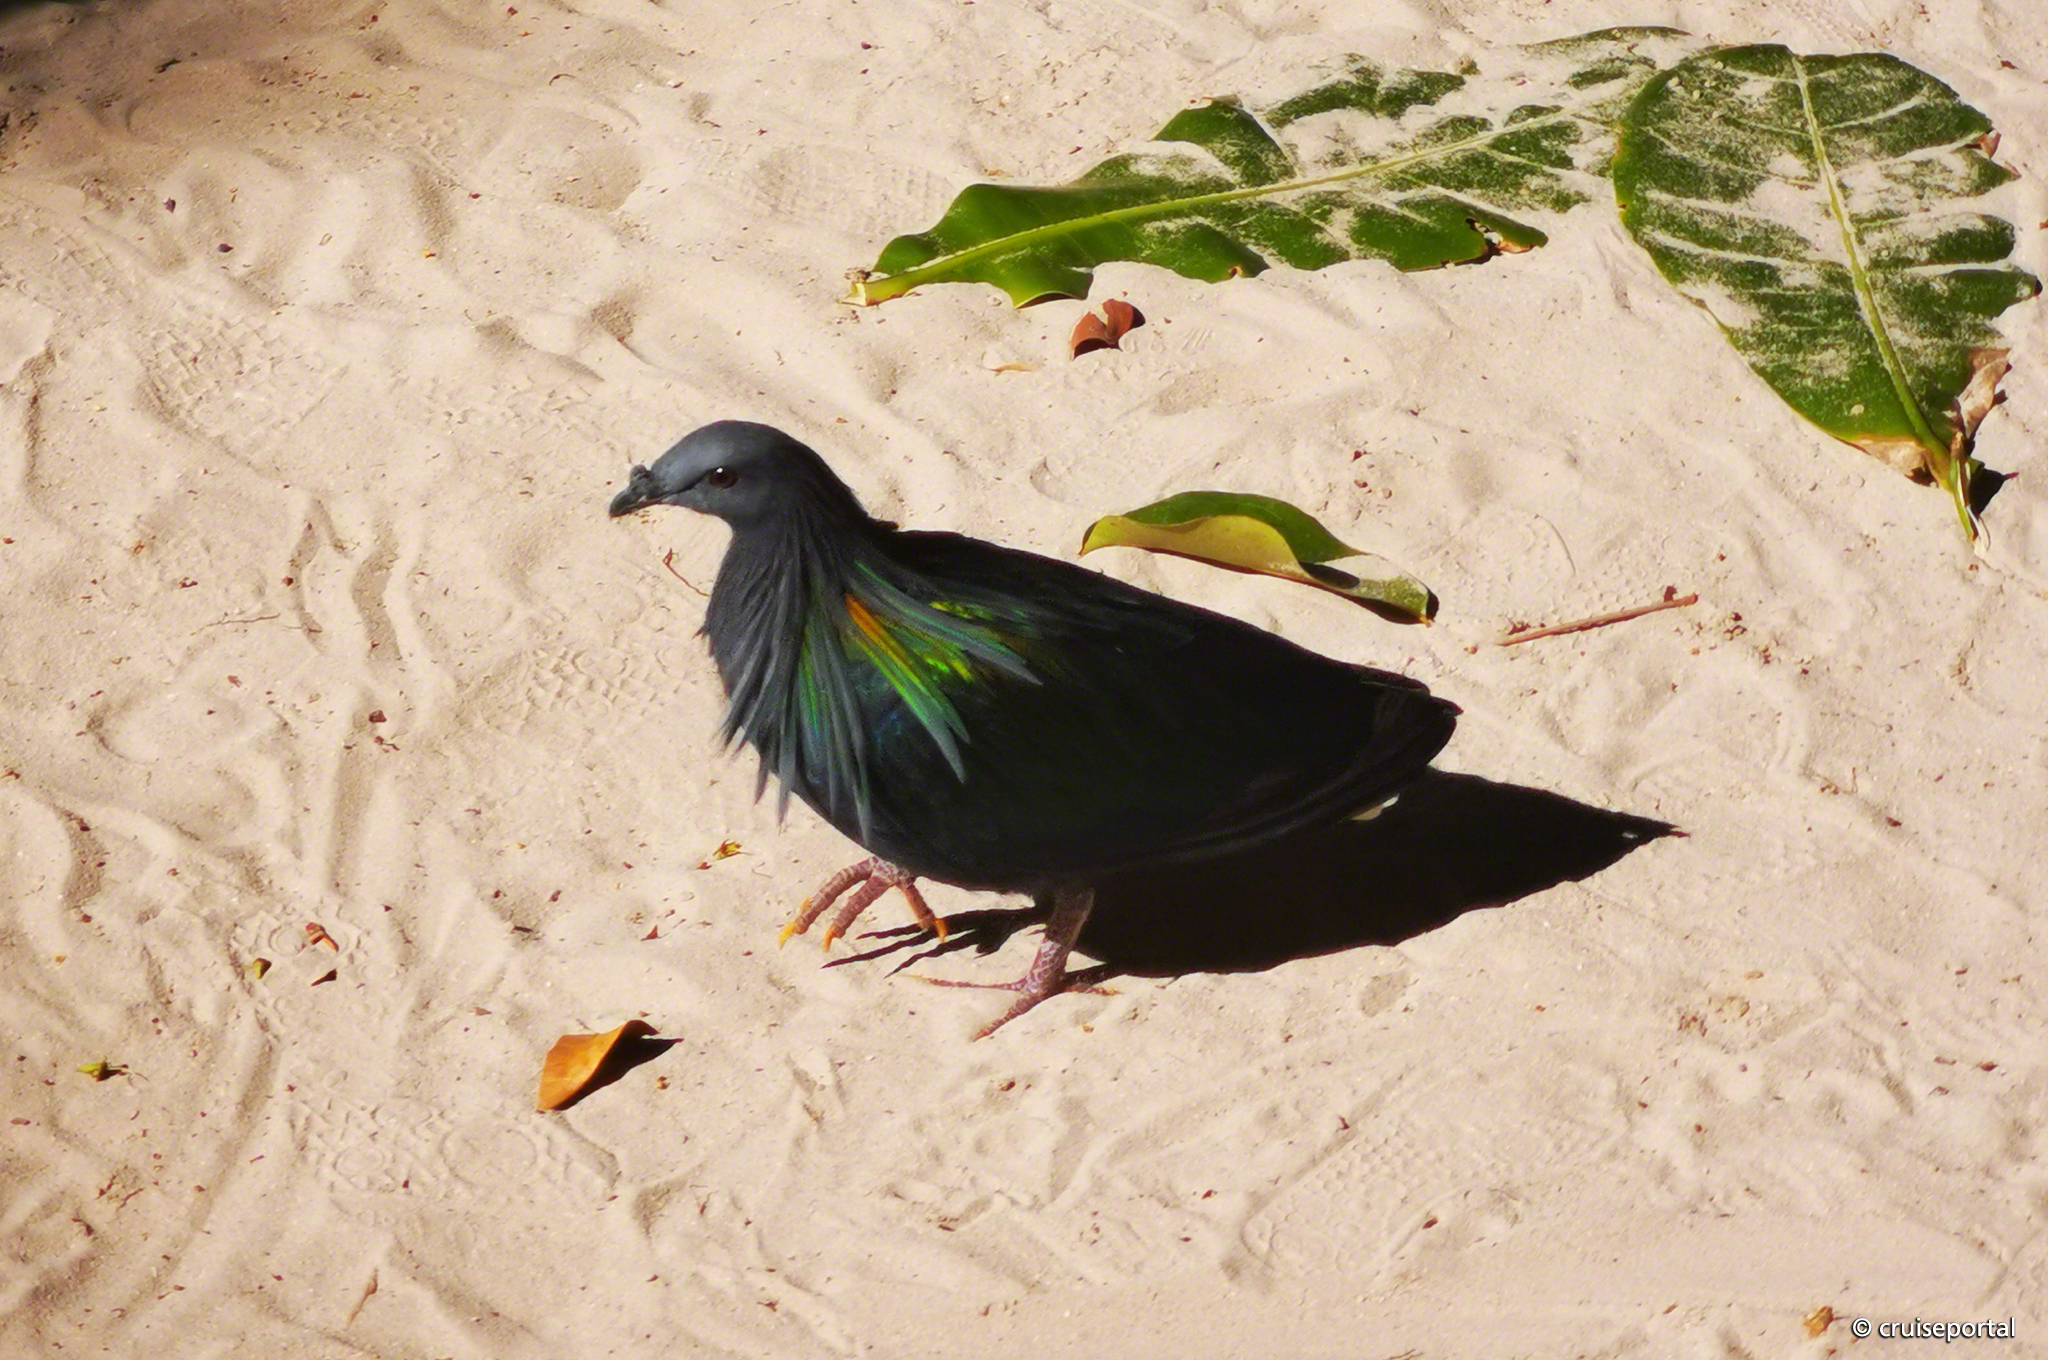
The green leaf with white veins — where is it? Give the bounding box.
[849,28,1694,307]
[1614,45,2040,544]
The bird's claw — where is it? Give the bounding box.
[778,856,945,950]
[911,967,1116,1039]
[909,887,1109,1038]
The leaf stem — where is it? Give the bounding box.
[1790,54,1974,539]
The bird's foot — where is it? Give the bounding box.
[915,963,1117,1040]
[778,856,944,950]
[912,885,1110,1039]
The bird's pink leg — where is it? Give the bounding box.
[778,855,944,949]
[917,885,1114,1039]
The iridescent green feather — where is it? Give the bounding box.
[827,563,1036,782]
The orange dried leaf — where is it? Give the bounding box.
[1802,1306,1834,1337]
[538,1019,657,1111]
[305,922,339,951]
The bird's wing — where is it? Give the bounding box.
[788,528,1454,888]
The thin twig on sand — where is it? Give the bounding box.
[1498,588,1698,646]
[662,549,709,596]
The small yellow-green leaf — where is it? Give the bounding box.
[1081,496,1435,624]
[1116,491,1360,562]
[77,1058,127,1082]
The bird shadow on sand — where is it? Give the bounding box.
[836,770,1677,981]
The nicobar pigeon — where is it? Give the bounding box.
[609,421,1458,1038]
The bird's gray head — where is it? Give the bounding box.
[608,420,862,530]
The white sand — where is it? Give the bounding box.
[3,0,2045,1354]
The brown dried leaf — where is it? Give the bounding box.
[1069,312,1112,356]
[1850,433,1935,479]
[1952,347,2010,450]
[537,1019,657,1111]
[1068,299,1145,357]
[1802,1305,1834,1337]
[305,922,339,951]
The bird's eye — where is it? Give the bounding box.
[706,466,738,489]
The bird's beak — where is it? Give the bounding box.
[608,464,661,518]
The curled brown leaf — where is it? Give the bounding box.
[1069,298,1145,357]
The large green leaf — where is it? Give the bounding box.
[1613,45,2040,542]
[850,28,1692,307]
